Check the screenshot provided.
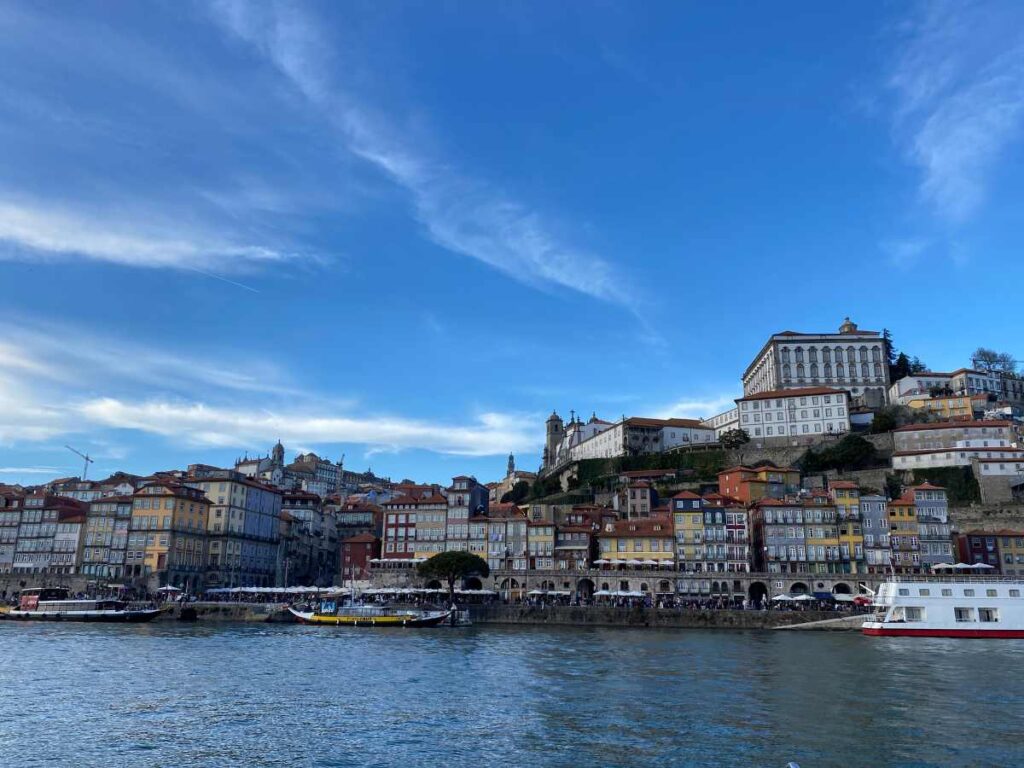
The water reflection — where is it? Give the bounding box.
[0,623,1022,767]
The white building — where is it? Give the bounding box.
[741,317,889,407]
[736,387,850,441]
[892,420,1018,453]
[543,413,714,469]
[565,418,714,463]
[705,407,739,438]
[892,440,1024,471]
[888,373,955,405]
[891,368,1024,406]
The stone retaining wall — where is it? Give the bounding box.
[950,504,1024,532]
[468,605,844,630]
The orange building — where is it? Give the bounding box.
[717,464,801,504]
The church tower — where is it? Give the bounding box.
[507,452,515,478]
[545,411,563,468]
[271,439,285,468]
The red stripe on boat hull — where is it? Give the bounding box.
[863,627,1024,638]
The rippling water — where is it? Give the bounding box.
[1,622,1022,767]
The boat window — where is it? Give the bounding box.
[954,607,974,622]
[1010,590,1021,598]
[979,608,999,623]
[918,588,930,596]
[904,607,924,622]
[941,589,952,596]
[986,589,998,597]
[898,588,910,596]
[963,589,975,597]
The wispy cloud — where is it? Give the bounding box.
[657,394,738,420]
[0,198,300,272]
[881,238,929,269]
[208,0,629,306]
[0,317,540,458]
[887,1,1024,222]
[78,398,539,457]
[0,466,68,475]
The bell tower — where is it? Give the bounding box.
[545,411,564,468]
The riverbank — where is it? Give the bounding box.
[155,601,294,622]
[468,604,858,629]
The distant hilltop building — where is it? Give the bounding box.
[541,411,715,472]
[235,441,385,499]
[741,317,889,409]
[490,453,538,502]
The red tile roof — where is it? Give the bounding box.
[737,386,848,402]
[600,516,673,537]
[893,419,1014,432]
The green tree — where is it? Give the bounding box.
[884,474,903,501]
[500,480,530,504]
[909,356,928,374]
[801,435,878,473]
[891,352,912,381]
[883,328,897,367]
[870,408,898,434]
[719,428,751,450]
[417,551,490,604]
[973,347,1017,374]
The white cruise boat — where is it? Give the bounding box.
[862,576,1024,638]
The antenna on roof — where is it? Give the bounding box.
[65,445,94,481]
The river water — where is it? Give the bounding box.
[0,622,1021,767]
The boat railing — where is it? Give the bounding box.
[883,574,1023,584]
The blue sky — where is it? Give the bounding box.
[2,1,1024,487]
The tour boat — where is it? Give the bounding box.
[862,576,1024,638]
[288,599,453,627]
[3,588,164,623]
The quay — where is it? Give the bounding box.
[468,604,853,630]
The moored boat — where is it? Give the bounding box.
[862,576,1024,638]
[3,588,164,623]
[288,599,453,627]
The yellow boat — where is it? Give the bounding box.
[288,602,453,627]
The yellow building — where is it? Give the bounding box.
[527,520,555,569]
[670,492,705,573]
[906,394,986,421]
[598,517,675,565]
[888,496,920,573]
[830,481,865,574]
[128,482,210,593]
[802,498,841,574]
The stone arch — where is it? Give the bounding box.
[711,580,721,593]
[425,579,442,590]
[601,582,610,592]
[463,577,483,591]
[499,578,519,590]
[577,578,595,599]
[658,579,672,593]
[748,581,769,603]
[790,581,809,595]
[639,583,649,592]
[832,582,852,595]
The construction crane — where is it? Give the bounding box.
[65,445,94,481]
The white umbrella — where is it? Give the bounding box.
[931,563,955,570]
[593,559,610,565]
[643,559,659,566]
[792,594,815,602]
[157,585,182,592]
[970,563,995,569]
[771,594,794,601]
[593,590,611,596]
[659,560,676,567]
